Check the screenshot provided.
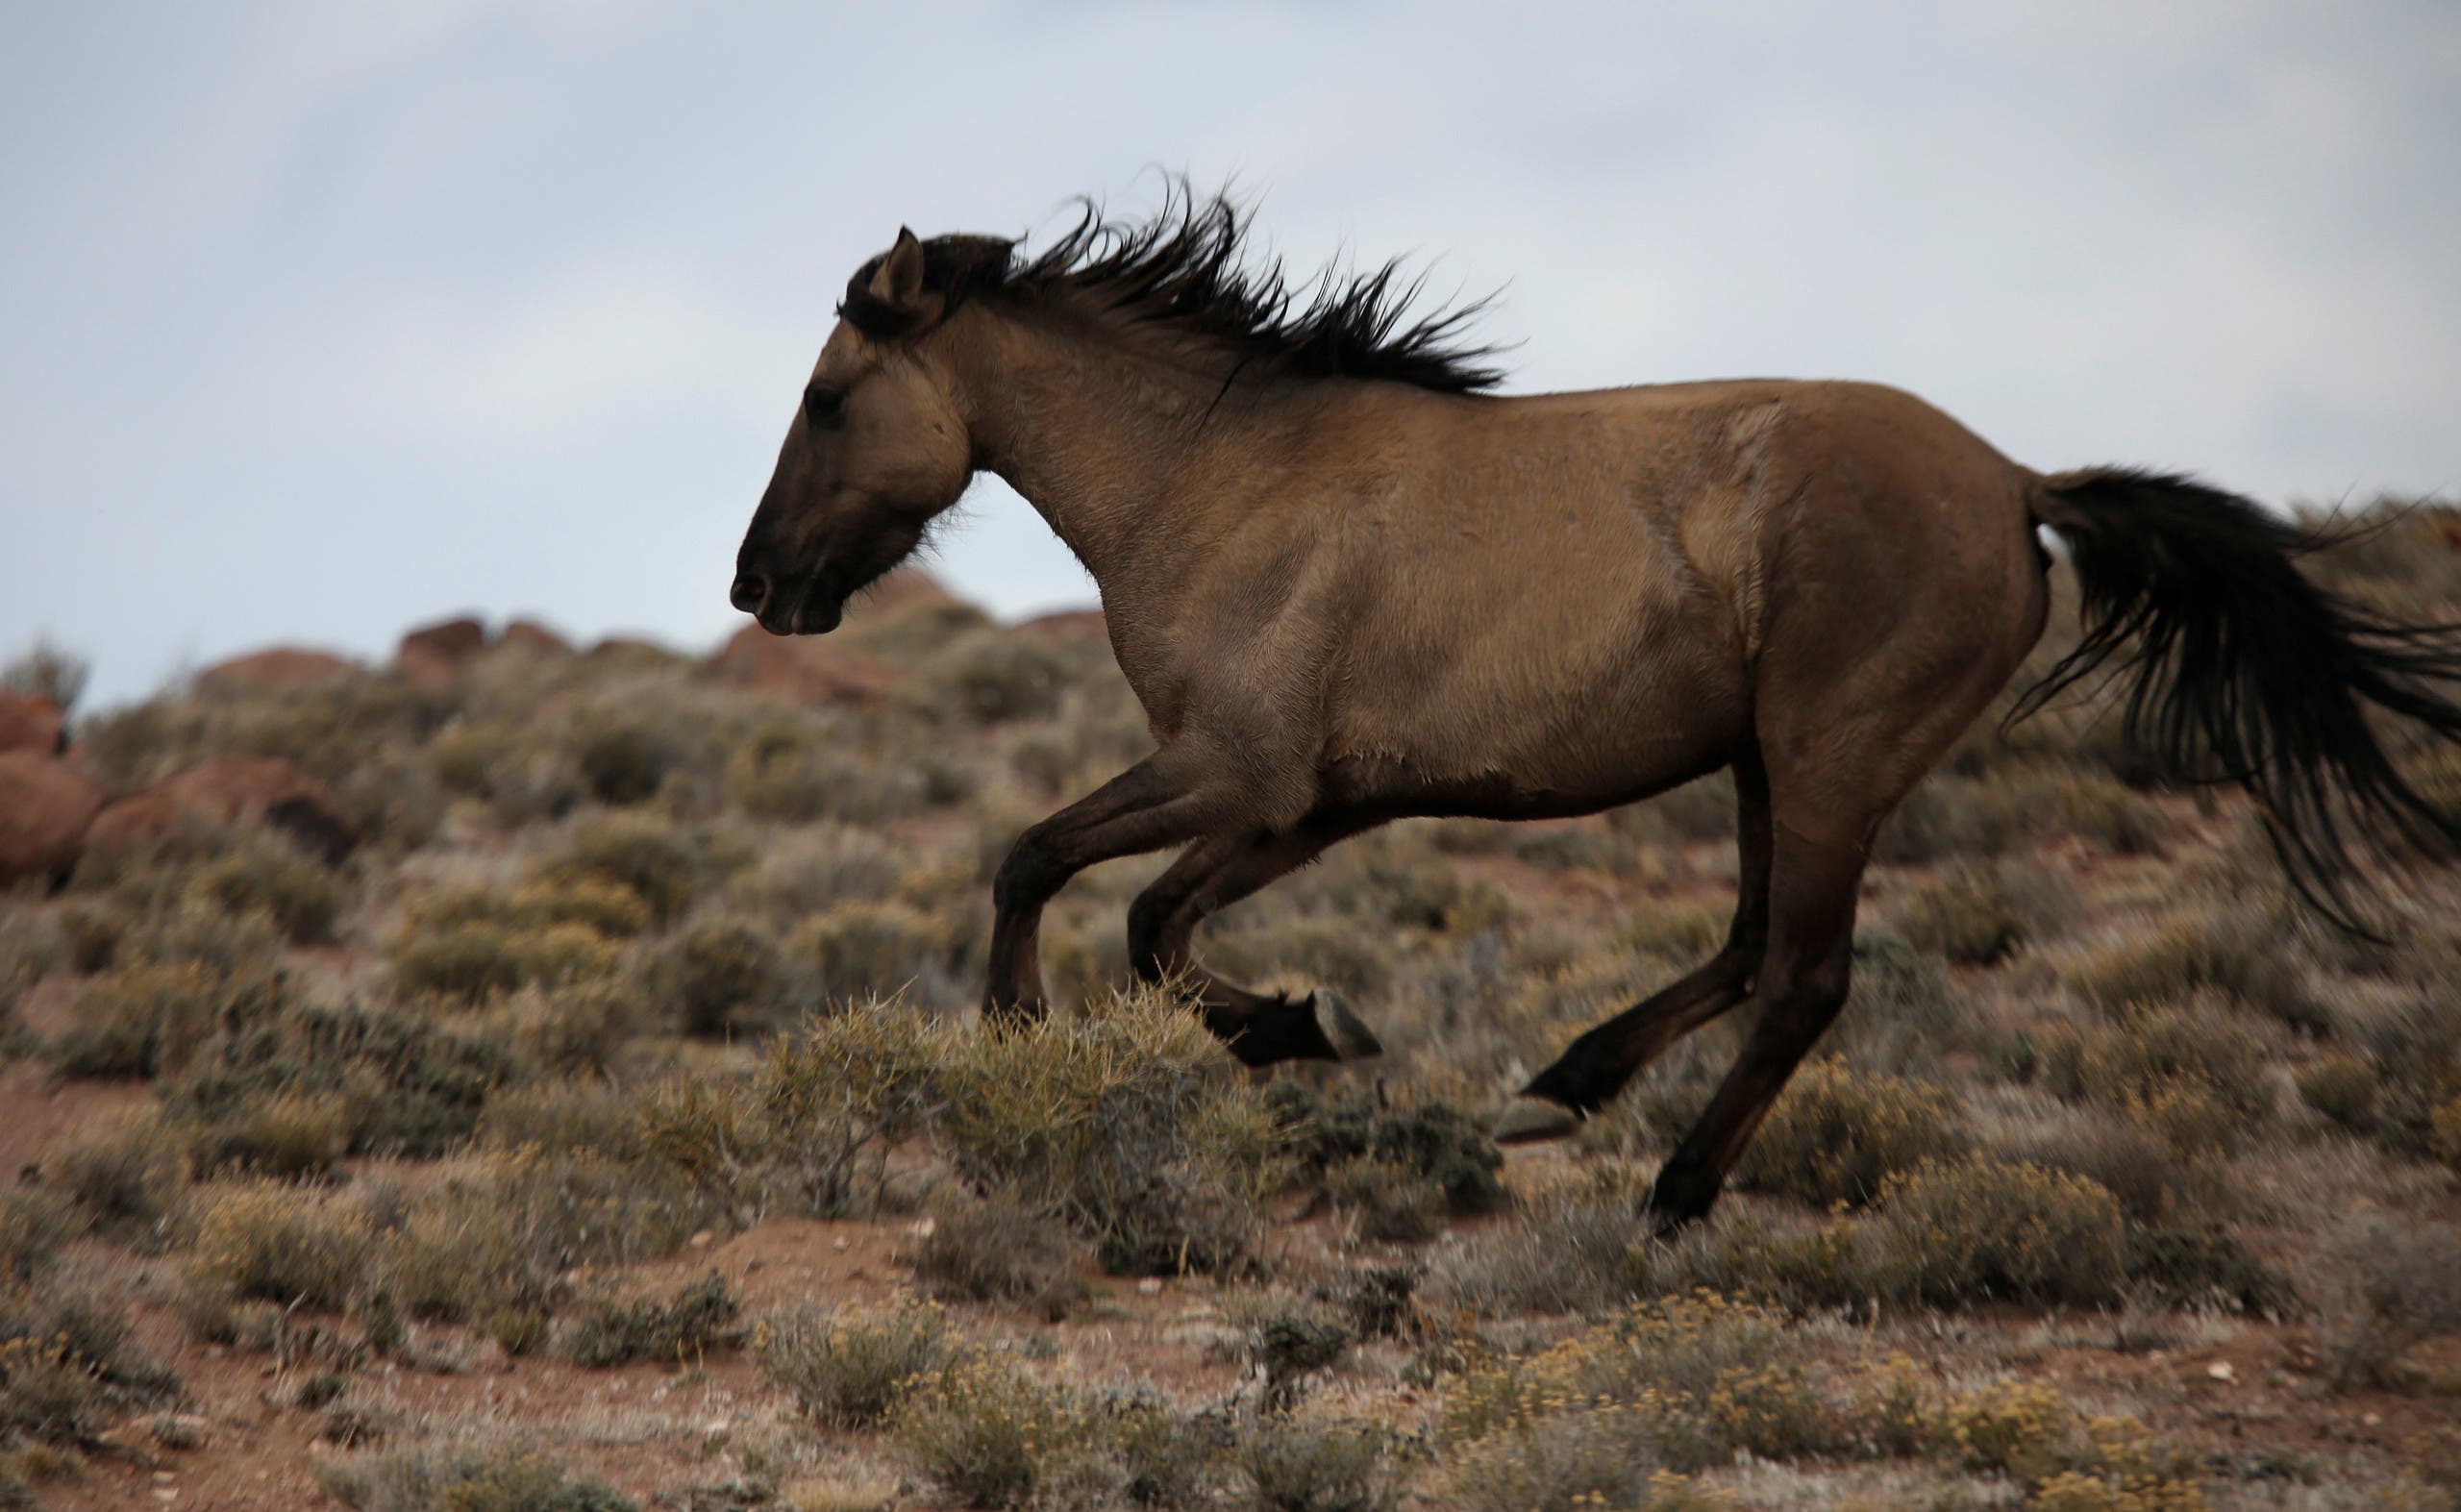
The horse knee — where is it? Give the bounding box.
[992,828,1066,915]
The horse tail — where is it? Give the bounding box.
[2015,466,2461,932]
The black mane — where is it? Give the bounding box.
[847,183,1509,395]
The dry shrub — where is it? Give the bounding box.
[918,629,1073,723]
[641,917,793,1036]
[47,962,249,1078]
[758,1299,952,1430]
[1441,1293,1866,1475]
[558,1273,741,1368]
[177,1182,375,1337]
[1873,773,2036,864]
[379,1147,714,1323]
[2062,909,2313,1029]
[933,990,1282,1276]
[1656,1208,1877,1316]
[1902,862,2071,964]
[165,997,523,1161]
[786,901,953,1004]
[534,811,715,926]
[0,908,65,1028]
[2053,775,2170,855]
[315,1441,639,1512]
[755,1000,949,1217]
[893,1355,1101,1510]
[2,1281,179,1451]
[45,1112,191,1240]
[1733,1059,1967,1210]
[1236,1413,1408,1512]
[1873,1158,2125,1307]
[1930,1380,2205,1507]
[0,1193,73,1287]
[717,825,904,925]
[1269,1080,1505,1221]
[1431,1168,1648,1316]
[2032,1002,2273,1153]
[2310,1214,2461,1391]
[908,1189,1079,1315]
[2294,1053,2379,1133]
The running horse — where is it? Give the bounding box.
[732,188,2461,1229]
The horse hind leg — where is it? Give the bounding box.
[1127,813,1386,1066]
[1497,747,1774,1143]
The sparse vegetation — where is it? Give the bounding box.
[5,530,2456,1501]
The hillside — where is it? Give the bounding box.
[4,509,2461,1511]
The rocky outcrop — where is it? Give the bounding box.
[196,647,360,692]
[710,626,902,707]
[0,691,65,756]
[83,756,355,865]
[0,752,110,888]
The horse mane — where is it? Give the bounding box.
[847,182,1510,395]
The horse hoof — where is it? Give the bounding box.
[1312,990,1384,1061]
[1493,1095,1583,1146]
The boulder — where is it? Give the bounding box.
[0,752,110,888]
[396,615,489,691]
[711,625,901,706]
[0,691,65,756]
[196,647,360,693]
[84,756,355,865]
[498,618,573,657]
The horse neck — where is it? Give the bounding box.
[949,307,1267,598]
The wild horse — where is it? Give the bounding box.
[733,188,2461,1229]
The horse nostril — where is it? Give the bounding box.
[730,573,769,614]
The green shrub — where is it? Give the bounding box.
[0,1192,73,1286]
[567,706,680,806]
[558,1273,742,1368]
[1873,1158,2125,1306]
[2295,1053,2379,1132]
[756,1299,951,1429]
[1902,863,2071,964]
[1230,1293,1355,1412]
[755,1001,949,1217]
[1733,1059,1967,1210]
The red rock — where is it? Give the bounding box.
[711,625,901,706]
[1013,607,1108,641]
[0,691,65,756]
[0,752,110,888]
[196,647,360,692]
[396,615,488,690]
[84,756,355,864]
[497,618,572,657]
[859,567,957,615]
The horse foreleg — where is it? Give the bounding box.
[982,748,1262,1023]
[1127,814,1386,1065]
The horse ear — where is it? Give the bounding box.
[868,227,927,310]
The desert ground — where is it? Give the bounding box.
[3,508,2459,1511]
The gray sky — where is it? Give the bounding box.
[5,2,2457,706]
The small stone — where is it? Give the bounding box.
[832,1236,851,1252]
[704,1419,731,1442]
[152,1414,210,1450]
[155,1472,178,1485]
[912,1217,937,1240]
[689,1229,715,1249]
[474,1340,511,1374]
[1137,1277,1163,1297]
[2364,1411,2383,1427]
[2206,1361,2236,1383]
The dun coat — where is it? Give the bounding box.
[733,188,2461,1228]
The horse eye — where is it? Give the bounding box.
[803,384,847,428]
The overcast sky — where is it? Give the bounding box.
[5,3,2456,706]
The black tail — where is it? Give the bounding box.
[2016,467,2461,933]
